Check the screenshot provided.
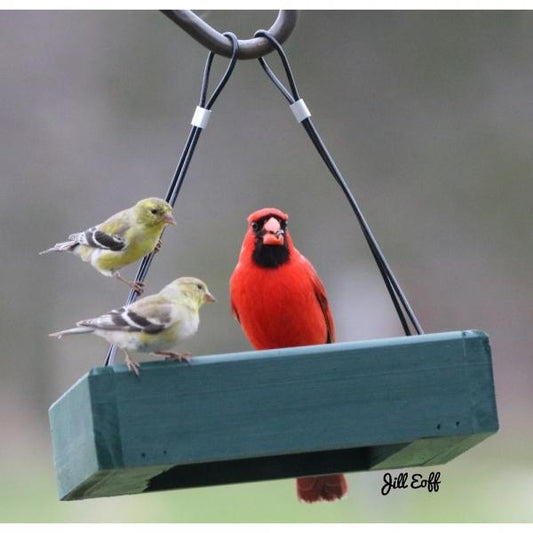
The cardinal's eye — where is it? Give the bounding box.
[251,222,259,231]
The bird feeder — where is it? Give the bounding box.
[48,11,499,501]
[49,330,498,500]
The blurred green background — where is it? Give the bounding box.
[1,10,532,522]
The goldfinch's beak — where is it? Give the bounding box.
[204,291,216,303]
[164,213,177,226]
[262,216,285,246]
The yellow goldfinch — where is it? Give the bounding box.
[49,277,216,375]
[40,197,176,293]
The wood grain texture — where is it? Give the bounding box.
[49,330,499,500]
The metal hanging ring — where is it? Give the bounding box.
[161,10,298,60]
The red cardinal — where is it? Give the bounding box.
[229,207,348,503]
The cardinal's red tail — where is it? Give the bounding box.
[296,474,348,503]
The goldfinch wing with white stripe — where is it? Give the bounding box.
[68,226,126,251]
[78,295,176,334]
[66,208,132,251]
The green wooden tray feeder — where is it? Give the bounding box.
[49,330,498,500]
[48,12,499,501]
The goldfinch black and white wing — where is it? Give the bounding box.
[78,297,175,334]
[67,227,126,252]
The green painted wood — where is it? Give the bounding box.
[49,330,499,500]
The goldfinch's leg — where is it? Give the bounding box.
[123,350,140,376]
[154,239,163,254]
[114,272,145,294]
[155,351,192,364]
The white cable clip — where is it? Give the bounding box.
[289,98,311,123]
[191,106,211,129]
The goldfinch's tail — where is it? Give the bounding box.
[39,241,78,255]
[49,326,94,339]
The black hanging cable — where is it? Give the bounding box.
[255,30,423,336]
[105,32,240,366]
[255,32,408,335]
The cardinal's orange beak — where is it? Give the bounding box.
[262,217,285,246]
[164,213,177,226]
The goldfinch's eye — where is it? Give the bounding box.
[251,222,259,231]
[197,284,203,290]
[150,208,158,214]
